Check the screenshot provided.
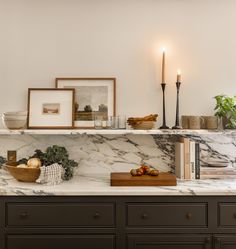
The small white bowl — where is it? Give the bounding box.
[3,113,27,117]
[3,115,27,121]
[3,111,27,116]
[2,117,27,130]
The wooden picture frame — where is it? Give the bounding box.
[27,88,75,129]
[55,78,116,128]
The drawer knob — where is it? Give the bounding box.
[233,213,236,219]
[20,212,28,219]
[205,238,210,244]
[141,213,148,219]
[93,212,100,219]
[215,238,220,243]
[185,212,192,220]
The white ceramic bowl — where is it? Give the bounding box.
[3,115,27,121]
[3,111,27,116]
[2,117,27,130]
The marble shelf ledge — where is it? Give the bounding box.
[0,129,235,136]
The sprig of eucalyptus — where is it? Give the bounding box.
[18,145,78,180]
[214,95,236,129]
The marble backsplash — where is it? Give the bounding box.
[0,133,235,177]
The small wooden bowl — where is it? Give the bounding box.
[131,121,155,130]
[6,165,40,182]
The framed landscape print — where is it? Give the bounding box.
[27,88,75,129]
[55,78,116,128]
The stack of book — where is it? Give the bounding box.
[175,137,200,180]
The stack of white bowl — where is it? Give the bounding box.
[2,111,28,130]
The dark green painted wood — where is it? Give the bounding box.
[127,234,212,249]
[6,235,115,249]
[126,202,207,227]
[214,235,236,249]
[1,196,236,249]
[6,202,115,227]
[218,203,236,228]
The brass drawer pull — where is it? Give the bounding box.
[141,213,148,219]
[186,212,192,220]
[93,212,100,219]
[215,238,220,243]
[205,237,210,244]
[20,212,28,219]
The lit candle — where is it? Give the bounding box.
[162,48,166,83]
[177,69,181,82]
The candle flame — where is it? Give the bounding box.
[162,47,166,52]
[177,69,181,75]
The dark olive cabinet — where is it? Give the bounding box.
[1,196,236,249]
[213,235,236,249]
[127,202,207,228]
[127,234,212,249]
[6,202,115,227]
[6,235,115,249]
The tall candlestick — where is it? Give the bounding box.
[159,83,169,129]
[162,48,166,83]
[160,47,169,129]
[172,81,182,130]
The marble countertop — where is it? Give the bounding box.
[1,169,236,196]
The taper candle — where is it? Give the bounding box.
[162,48,166,83]
[177,69,181,82]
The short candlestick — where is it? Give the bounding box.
[159,83,169,129]
[172,81,182,129]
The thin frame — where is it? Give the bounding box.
[27,88,75,129]
[55,77,116,128]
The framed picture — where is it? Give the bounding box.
[27,88,75,129]
[55,78,116,128]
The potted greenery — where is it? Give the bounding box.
[214,95,236,129]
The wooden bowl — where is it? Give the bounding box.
[131,121,155,130]
[6,165,40,182]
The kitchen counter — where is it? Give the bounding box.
[1,169,236,196]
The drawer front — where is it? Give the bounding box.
[219,203,236,227]
[7,235,115,249]
[213,235,236,249]
[127,234,211,249]
[127,203,207,227]
[6,202,115,227]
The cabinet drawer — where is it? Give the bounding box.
[127,203,207,227]
[218,203,236,227]
[127,234,211,249]
[6,235,115,249]
[6,202,115,227]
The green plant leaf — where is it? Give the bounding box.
[17,145,78,180]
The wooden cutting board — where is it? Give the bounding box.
[110,172,177,186]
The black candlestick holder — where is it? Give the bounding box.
[159,83,169,129]
[172,81,182,129]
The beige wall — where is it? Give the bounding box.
[1,0,236,127]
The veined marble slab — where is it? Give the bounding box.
[1,169,236,196]
[0,134,175,174]
[0,130,236,195]
[0,132,236,176]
